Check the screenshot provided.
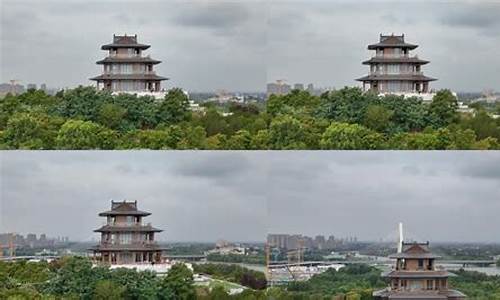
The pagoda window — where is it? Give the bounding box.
[386,64,400,74]
[401,279,407,290]
[120,233,132,244]
[410,280,423,290]
[126,216,134,224]
[418,259,424,269]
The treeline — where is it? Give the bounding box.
[449,269,500,300]
[0,257,269,299]
[193,263,267,290]
[1,86,500,149]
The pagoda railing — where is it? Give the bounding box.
[104,222,153,227]
[99,240,158,246]
[369,71,424,76]
[375,53,410,58]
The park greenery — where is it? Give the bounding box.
[193,263,267,290]
[1,86,499,149]
[2,257,500,299]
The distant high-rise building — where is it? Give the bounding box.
[267,81,291,97]
[27,83,37,90]
[90,34,168,92]
[373,242,466,299]
[40,83,47,91]
[26,233,37,243]
[306,83,314,93]
[267,234,290,249]
[357,34,436,95]
[294,83,304,90]
[90,200,166,265]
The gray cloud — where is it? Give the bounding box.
[0,0,266,92]
[1,151,499,244]
[266,1,500,92]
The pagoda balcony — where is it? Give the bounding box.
[100,240,158,246]
[375,53,410,58]
[109,53,142,58]
[369,71,424,76]
[102,71,157,75]
[104,222,153,227]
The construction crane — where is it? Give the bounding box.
[0,233,17,259]
[9,79,21,95]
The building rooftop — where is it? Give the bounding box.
[389,242,442,259]
[362,57,429,65]
[374,288,466,299]
[94,224,163,233]
[382,270,455,279]
[90,74,168,81]
[356,74,436,82]
[98,200,152,216]
[368,34,418,50]
[101,34,151,50]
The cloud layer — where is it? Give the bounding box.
[2,1,499,92]
[1,151,499,243]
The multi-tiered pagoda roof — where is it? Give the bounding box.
[90,34,167,93]
[373,242,466,300]
[90,200,167,265]
[357,34,436,95]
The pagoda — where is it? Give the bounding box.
[357,34,436,95]
[90,34,167,92]
[373,242,466,299]
[90,200,166,265]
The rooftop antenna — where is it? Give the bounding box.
[397,222,404,253]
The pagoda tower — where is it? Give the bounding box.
[90,200,166,265]
[90,34,167,92]
[373,242,466,299]
[357,34,436,94]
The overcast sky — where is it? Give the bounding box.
[1,151,500,243]
[0,0,267,92]
[2,1,500,93]
[268,0,500,92]
[0,152,267,242]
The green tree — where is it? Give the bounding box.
[226,130,252,150]
[205,133,227,150]
[97,103,126,130]
[251,129,270,150]
[157,88,191,125]
[120,130,169,149]
[363,104,394,132]
[427,89,459,128]
[321,122,385,150]
[56,86,111,121]
[460,110,500,139]
[268,116,307,149]
[2,113,55,149]
[93,280,125,300]
[56,120,117,149]
[159,264,195,300]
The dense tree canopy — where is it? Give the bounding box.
[1,86,498,149]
